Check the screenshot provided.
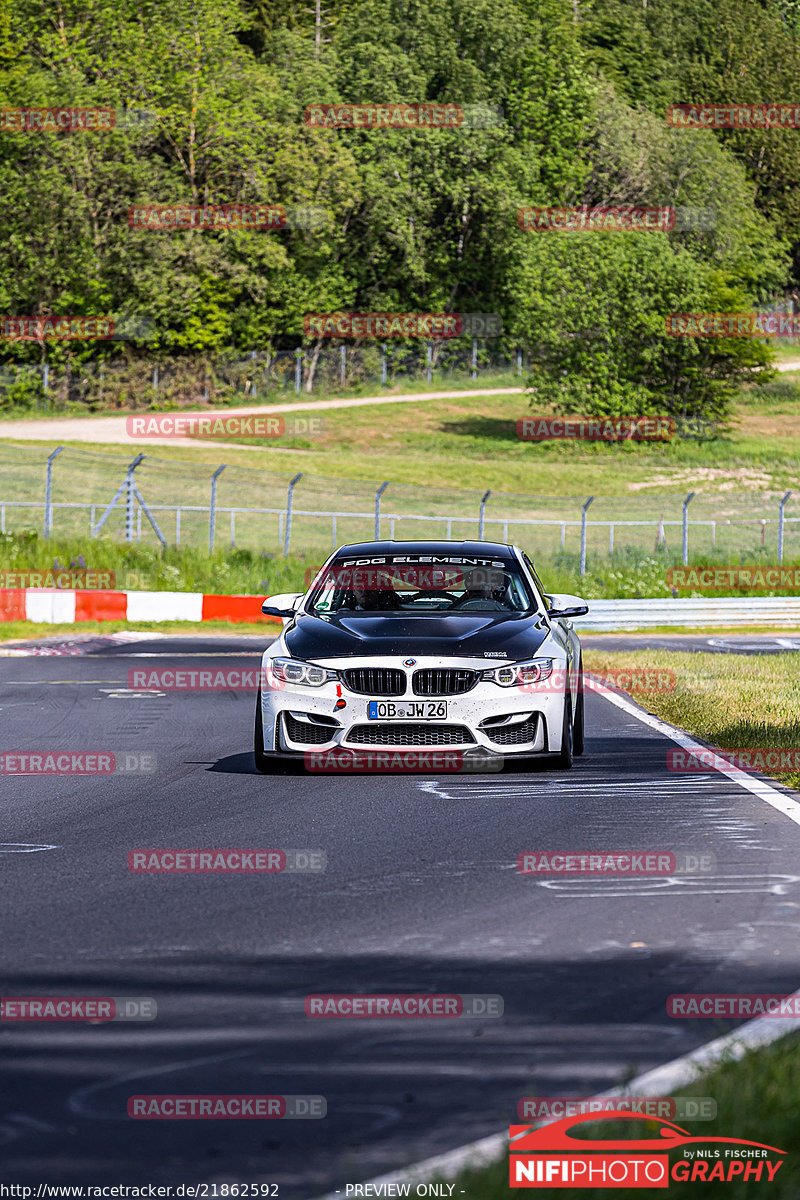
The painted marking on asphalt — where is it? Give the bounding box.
[418,776,720,799]
[0,632,165,657]
[99,689,166,698]
[68,1049,254,1118]
[0,843,59,853]
[532,872,799,897]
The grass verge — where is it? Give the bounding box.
[582,648,800,790]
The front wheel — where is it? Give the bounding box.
[573,659,585,757]
[554,690,573,770]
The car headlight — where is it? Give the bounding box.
[270,657,338,687]
[481,657,554,687]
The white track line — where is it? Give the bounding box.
[584,678,800,828]
[314,683,800,1197]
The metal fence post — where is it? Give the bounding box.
[779,491,792,564]
[479,490,491,539]
[471,338,477,381]
[42,363,49,400]
[374,481,390,539]
[517,349,522,376]
[426,342,432,384]
[340,345,346,387]
[580,496,594,576]
[152,365,158,401]
[294,350,303,393]
[125,453,145,541]
[44,446,64,538]
[284,472,303,556]
[381,343,388,387]
[682,491,695,566]
[209,464,227,553]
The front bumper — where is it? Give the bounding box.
[258,654,566,758]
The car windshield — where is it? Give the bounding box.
[307,557,536,614]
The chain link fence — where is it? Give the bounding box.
[1,444,798,571]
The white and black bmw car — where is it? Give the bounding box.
[254,540,588,772]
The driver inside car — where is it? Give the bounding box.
[452,567,511,609]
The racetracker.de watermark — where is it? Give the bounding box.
[517,1096,717,1120]
[666,566,800,590]
[667,747,800,774]
[0,752,155,775]
[128,849,325,873]
[518,206,675,232]
[304,749,504,773]
[305,103,463,128]
[127,667,267,691]
[517,416,674,441]
[125,414,324,439]
[1,997,156,1021]
[667,993,800,1017]
[1,314,153,341]
[128,204,286,231]
[305,993,503,1017]
[0,107,156,133]
[667,103,800,128]
[128,1095,325,1118]
[517,851,715,875]
[303,312,502,337]
[2,316,114,341]
[666,312,800,337]
[0,569,117,589]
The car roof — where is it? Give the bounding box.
[333,540,518,560]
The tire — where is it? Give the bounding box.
[573,658,585,757]
[554,690,574,770]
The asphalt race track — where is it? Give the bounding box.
[2,633,800,1193]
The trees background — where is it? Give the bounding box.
[0,0,795,414]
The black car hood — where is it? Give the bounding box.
[283,611,550,660]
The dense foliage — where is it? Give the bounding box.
[0,0,795,414]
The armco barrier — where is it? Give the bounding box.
[574,597,800,631]
[1,591,800,628]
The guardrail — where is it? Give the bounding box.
[575,597,800,630]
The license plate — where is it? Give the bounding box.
[368,700,448,720]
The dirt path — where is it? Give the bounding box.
[0,386,525,448]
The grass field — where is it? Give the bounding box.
[3,378,800,497]
[3,373,800,575]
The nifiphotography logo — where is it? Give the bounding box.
[509,1112,785,1188]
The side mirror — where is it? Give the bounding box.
[261,591,302,618]
[545,592,589,619]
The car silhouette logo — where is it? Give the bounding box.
[511,1112,784,1154]
[509,1112,785,1188]
[403,659,416,666]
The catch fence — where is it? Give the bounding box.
[1,445,798,573]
